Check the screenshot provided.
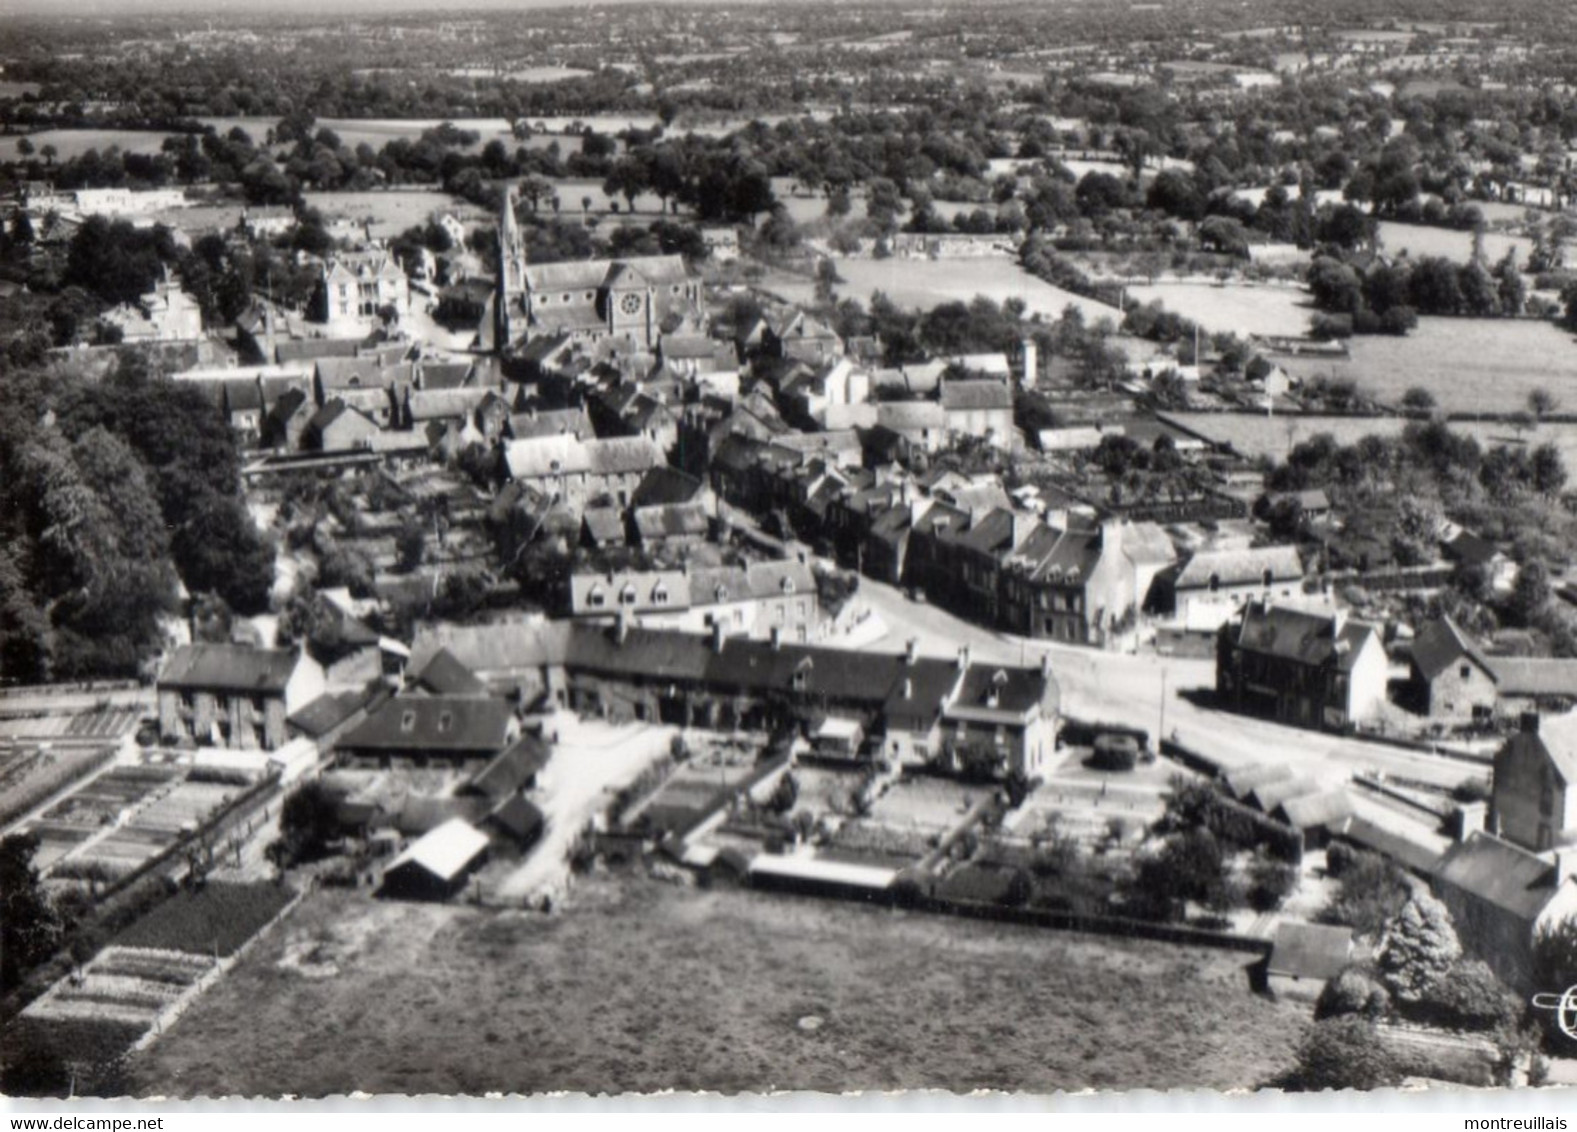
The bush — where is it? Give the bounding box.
[1247,852,1299,912]
[1315,966,1390,1021]
[1091,734,1139,772]
[1401,959,1519,1033]
[1320,848,1411,940]
[1281,1017,1400,1091]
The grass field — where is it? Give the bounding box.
[1167,411,1577,471]
[0,129,172,162]
[1276,316,1577,414]
[830,256,1120,324]
[1128,281,1313,337]
[1375,221,1527,265]
[126,872,1307,1096]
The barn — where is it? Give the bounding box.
[380,818,490,901]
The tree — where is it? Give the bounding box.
[767,771,799,815]
[1283,1017,1400,1091]
[0,834,63,991]
[1320,848,1411,940]
[396,520,427,573]
[1507,560,1552,628]
[1533,443,1568,497]
[1529,388,1559,421]
[1400,386,1437,415]
[1129,828,1229,920]
[1376,891,1461,1003]
[276,780,341,865]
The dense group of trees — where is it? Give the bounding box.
[0,358,273,682]
[1307,247,1526,337]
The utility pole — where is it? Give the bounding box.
[1157,666,1168,749]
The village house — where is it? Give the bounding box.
[1407,615,1499,723]
[1491,712,1577,852]
[335,694,520,768]
[939,378,1015,448]
[751,309,844,364]
[157,643,326,751]
[102,275,204,343]
[1156,544,1308,632]
[502,434,666,510]
[1253,921,1355,1001]
[1433,830,1577,992]
[316,250,411,332]
[1216,603,1388,731]
[568,559,821,643]
[304,400,382,452]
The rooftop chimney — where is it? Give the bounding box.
[905,637,918,666]
[614,607,631,644]
[1040,652,1052,679]
[1021,337,1038,388]
[902,676,913,700]
[771,626,783,651]
[711,620,726,653]
[957,644,971,671]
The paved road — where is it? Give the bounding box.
[848,577,1482,793]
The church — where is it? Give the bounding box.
[482,183,703,354]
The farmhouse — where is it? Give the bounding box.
[158,643,326,751]
[1215,603,1388,731]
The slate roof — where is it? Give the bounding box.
[1411,616,1496,682]
[409,648,488,697]
[288,687,383,739]
[1486,659,1577,699]
[633,501,709,541]
[487,794,546,843]
[1434,831,1562,922]
[419,361,474,390]
[1266,921,1353,982]
[337,695,514,755]
[581,506,627,545]
[465,734,552,800]
[882,658,965,722]
[1495,712,1577,789]
[276,338,360,364]
[159,644,302,694]
[946,665,1054,721]
[875,401,947,431]
[1276,789,1356,831]
[1175,545,1304,590]
[503,435,664,480]
[1229,604,1376,673]
[940,379,1013,412]
[406,388,489,422]
[509,407,592,441]
[316,356,390,391]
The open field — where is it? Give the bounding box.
[1375,221,1527,265]
[1128,281,1312,337]
[126,873,1307,1096]
[1275,317,1577,414]
[302,190,490,240]
[1166,411,1577,471]
[829,255,1120,323]
[0,129,172,162]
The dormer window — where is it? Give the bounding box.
[437,711,453,733]
[987,669,1008,708]
[715,585,729,602]
[652,584,669,604]
[781,577,795,594]
[792,657,813,692]
[588,586,606,608]
[400,710,417,733]
[620,584,637,606]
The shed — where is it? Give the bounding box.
[1256,921,1354,1000]
[380,818,490,901]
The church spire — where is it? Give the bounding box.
[494,181,524,352]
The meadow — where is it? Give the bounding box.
[126,873,1307,1096]
[1375,220,1528,265]
[828,255,1121,324]
[1127,281,1313,337]
[1276,316,1577,414]
[1166,411,1577,471]
[0,129,171,161]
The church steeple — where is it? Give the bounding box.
[494,181,525,352]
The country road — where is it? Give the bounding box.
[844,576,1485,794]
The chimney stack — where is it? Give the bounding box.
[1021,337,1038,388]
[957,645,971,671]
[771,626,783,651]
[614,607,630,644]
[905,637,918,666]
[711,620,726,653]
[1040,652,1052,679]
